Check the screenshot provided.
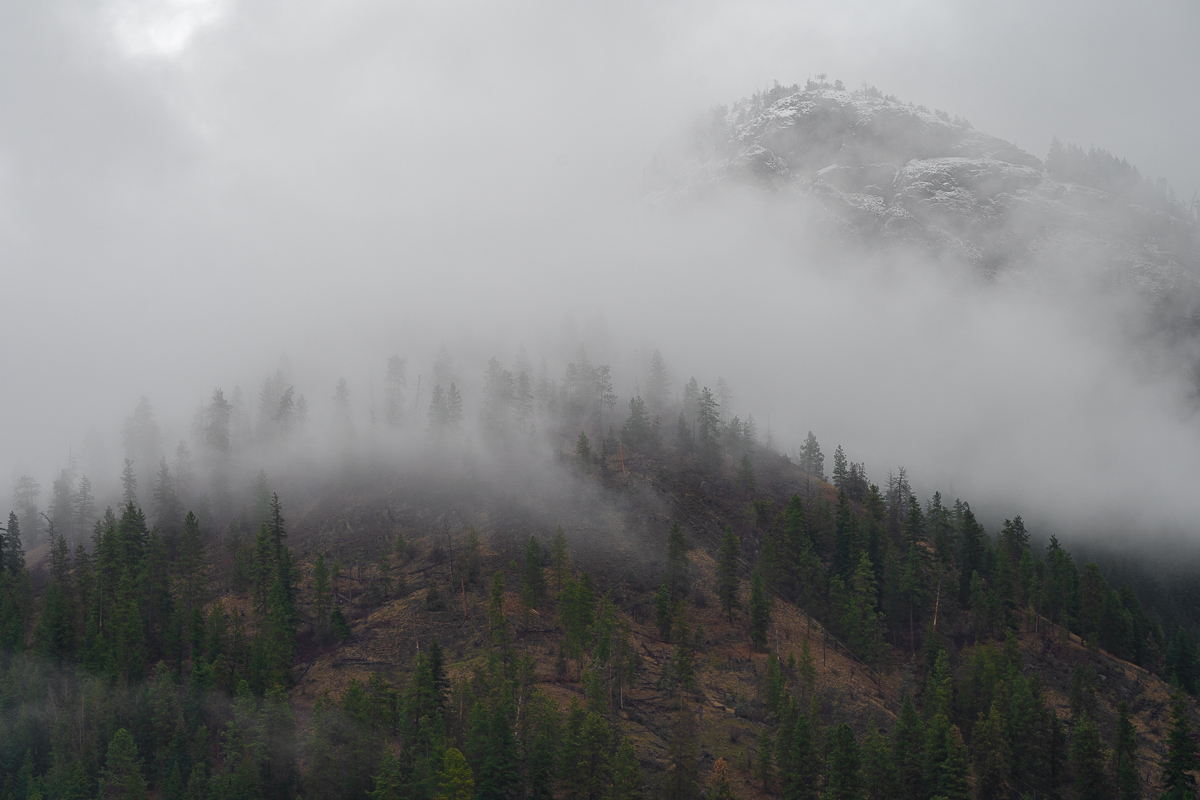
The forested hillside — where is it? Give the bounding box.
[2,349,1199,800]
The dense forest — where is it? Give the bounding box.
[2,348,1199,800]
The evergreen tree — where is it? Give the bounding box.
[716,527,741,621]
[446,383,463,427]
[121,459,138,507]
[176,511,206,617]
[73,476,97,542]
[429,384,449,429]
[1071,714,1109,800]
[433,748,474,800]
[576,432,593,467]
[251,523,274,614]
[1161,690,1198,800]
[784,711,820,800]
[559,702,613,800]
[622,397,653,449]
[98,729,147,800]
[749,569,770,651]
[1113,701,1140,800]
[841,551,883,665]
[764,652,786,716]
[830,490,855,579]
[973,702,1012,800]
[799,432,824,479]
[936,723,972,800]
[1167,626,1200,695]
[832,445,848,490]
[754,728,775,790]
[861,725,897,800]
[825,723,861,800]
[368,750,406,800]
[152,458,181,537]
[695,387,721,468]
[893,695,926,800]
[477,698,520,800]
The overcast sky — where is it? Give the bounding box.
[2,0,1199,537]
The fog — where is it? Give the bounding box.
[3,0,1200,545]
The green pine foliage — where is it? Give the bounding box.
[1161,691,1198,800]
[749,569,770,651]
[716,527,740,621]
[4,388,1199,800]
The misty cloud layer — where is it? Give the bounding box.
[3,0,1200,544]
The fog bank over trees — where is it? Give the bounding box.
[3,0,1200,547]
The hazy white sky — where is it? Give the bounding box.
[2,0,1198,536]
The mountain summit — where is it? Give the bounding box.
[647,80,1200,310]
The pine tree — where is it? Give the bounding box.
[1113,701,1140,800]
[842,551,883,665]
[576,432,593,467]
[477,698,521,800]
[1167,626,1200,695]
[429,385,449,429]
[559,702,613,800]
[367,750,406,800]
[1161,690,1198,800]
[98,729,147,800]
[973,702,1012,800]
[749,569,770,651]
[446,382,463,427]
[783,712,819,800]
[716,527,741,621]
[1071,713,1109,800]
[936,723,972,800]
[825,723,861,800]
[176,511,206,617]
[764,652,786,716]
[754,728,775,790]
[695,387,721,468]
[799,432,824,479]
[433,747,474,800]
[121,460,138,507]
[861,725,897,800]
[832,445,848,490]
[622,397,653,448]
[251,523,274,615]
[893,695,926,800]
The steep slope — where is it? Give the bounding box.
[278,443,1193,796]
